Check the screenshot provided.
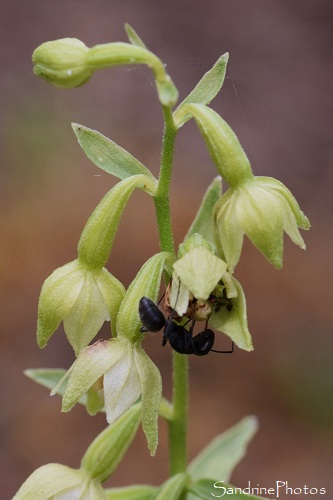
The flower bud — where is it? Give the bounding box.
[32,38,92,88]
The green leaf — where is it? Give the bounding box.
[155,473,187,500]
[25,368,90,407]
[105,484,158,499]
[24,368,67,392]
[173,53,228,127]
[188,416,258,482]
[72,123,156,182]
[188,479,270,500]
[124,24,147,49]
[185,176,222,245]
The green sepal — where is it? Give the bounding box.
[12,464,99,500]
[36,260,83,349]
[134,346,162,456]
[87,42,178,107]
[155,473,188,500]
[72,123,156,182]
[188,479,269,499]
[25,368,70,396]
[37,259,125,355]
[58,340,122,413]
[25,368,107,414]
[116,252,174,343]
[209,276,253,351]
[105,484,158,499]
[188,416,258,482]
[81,404,141,483]
[185,176,222,245]
[214,176,310,271]
[175,104,253,188]
[173,53,229,127]
[78,175,157,268]
[124,24,147,49]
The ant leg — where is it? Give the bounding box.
[211,341,234,354]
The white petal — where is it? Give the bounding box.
[169,272,190,316]
[104,342,141,424]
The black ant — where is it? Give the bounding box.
[139,296,234,356]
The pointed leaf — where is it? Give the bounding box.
[124,24,147,49]
[188,416,258,482]
[72,124,156,182]
[185,176,222,244]
[25,368,68,394]
[155,473,187,500]
[173,53,229,127]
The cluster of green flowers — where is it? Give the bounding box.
[15,24,309,500]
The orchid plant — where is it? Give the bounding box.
[14,24,310,500]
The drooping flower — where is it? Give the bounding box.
[13,464,107,500]
[32,31,178,106]
[37,175,157,354]
[37,260,125,355]
[172,102,310,272]
[52,252,173,456]
[214,176,310,272]
[55,338,161,445]
[14,404,141,499]
[167,234,253,351]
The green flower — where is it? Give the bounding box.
[54,338,161,456]
[37,175,156,355]
[37,260,125,355]
[214,176,310,271]
[32,35,178,106]
[168,237,253,351]
[52,252,172,456]
[13,464,107,500]
[14,405,141,499]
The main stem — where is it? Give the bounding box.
[154,106,189,475]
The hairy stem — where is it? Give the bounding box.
[154,106,189,475]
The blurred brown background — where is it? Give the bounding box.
[1,0,332,498]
